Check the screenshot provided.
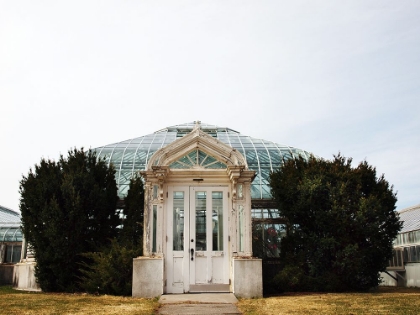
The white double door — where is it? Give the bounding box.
[166,186,229,293]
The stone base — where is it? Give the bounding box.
[0,265,15,285]
[13,262,41,291]
[380,271,398,286]
[405,263,420,287]
[233,258,263,298]
[132,257,163,298]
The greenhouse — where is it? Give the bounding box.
[95,121,313,297]
[0,205,23,286]
[95,122,314,263]
[0,205,22,265]
[383,204,420,287]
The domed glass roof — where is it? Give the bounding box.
[95,122,313,200]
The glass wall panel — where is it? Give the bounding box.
[120,150,135,165]
[394,230,420,246]
[268,149,282,165]
[12,245,21,263]
[118,185,129,198]
[257,150,271,168]
[195,191,207,251]
[163,133,177,145]
[134,150,148,162]
[252,223,286,258]
[5,230,14,241]
[212,192,223,251]
[173,192,184,251]
[279,147,293,160]
[246,150,259,165]
[118,171,133,185]
[5,245,21,263]
[14,229,22,241]
[251,209,280,219]
[261,184,272,199]
[0,228,22,242]
[110,151,123,166]
[251,184,261,200]
[5,245,13,263]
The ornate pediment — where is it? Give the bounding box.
[146,123,247,170]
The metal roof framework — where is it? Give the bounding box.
[95,122,313,201]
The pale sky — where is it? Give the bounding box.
[1,1,419,212]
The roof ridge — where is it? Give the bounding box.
[0,205,20,217]
[398,204,420,213]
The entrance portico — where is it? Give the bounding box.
[132,123,262,297]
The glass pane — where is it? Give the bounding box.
[179,154,195,167]
[187,150,198,164]
[4,246,10,263]
[5,229,16,242]
[206,161,227,169]
[195,191,207,251]
[169,161,187,169]
[252,223,286,258]
[169,150,226,169]
[12,246,21,263]
[198,150,208,165]
[173,192,184,251]
[152,205,157,252]
[212,192,223,251]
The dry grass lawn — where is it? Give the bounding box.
[0,286,158,315]
[2,286,420,314]
[237,287,420,315]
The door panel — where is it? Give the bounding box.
[189,187,229,291]
[166,187,189,293]
[212,256,225,283]
[173,257,184,283]
[194,256,207,284]
[166,186,229,293]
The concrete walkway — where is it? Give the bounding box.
[158,293,242,315]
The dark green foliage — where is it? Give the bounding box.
[78,176,144,295]
[269,154,402,291]
[78,239,141,296]
[19,148,119,292]
[119,175,144,251]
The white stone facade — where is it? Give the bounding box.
[133,123,262,297]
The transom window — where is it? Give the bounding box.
[169,150,226,169]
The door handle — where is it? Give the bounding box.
[190,248,194,261]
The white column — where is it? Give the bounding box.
[143,182,151,256]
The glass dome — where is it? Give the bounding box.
[95,122,313,200]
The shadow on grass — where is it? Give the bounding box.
[0,285,42,294]
[263,286,420,298]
